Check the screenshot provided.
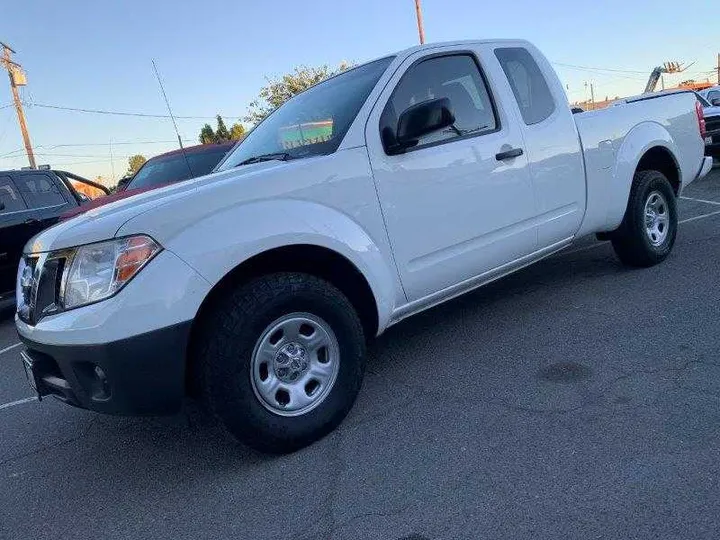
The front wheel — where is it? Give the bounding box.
[197,273,366,454]
[610,170,678,267]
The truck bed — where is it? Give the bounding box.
[574,90,703,236]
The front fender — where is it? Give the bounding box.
[120,198,398,333]
[608,122,679,228]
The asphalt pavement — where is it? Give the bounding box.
[1,169,719,540]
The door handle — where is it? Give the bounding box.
[495,148,524,161]
[24,218,40,225]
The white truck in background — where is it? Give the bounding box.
[16,40,712,453]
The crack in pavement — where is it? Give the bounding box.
[0,417,99,469]
[351,358,720,431]
[330,503,416,538]
[608,359,719,385]
[295,431,346,540]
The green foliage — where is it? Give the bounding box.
[229,123,246,141]
[244,62,352,125]
[215,115,230,141]
[126,154,147,176]
[199,115,246,144]
[199,124,215,144]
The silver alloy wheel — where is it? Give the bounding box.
[250,312,340,417]
[644,190,670,246]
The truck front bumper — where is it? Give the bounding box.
[19,321,191,415]
[14,249,211,415]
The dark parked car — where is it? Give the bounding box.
[60,142,235,220]
[0,169,108,306]
[695,92,720,158]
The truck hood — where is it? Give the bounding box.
[59,184,164,221]
[24,161,283,254]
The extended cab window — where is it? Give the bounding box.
[381,54,497,151]
[15,174,67,209]
[0,176,27,213]
[495,47,555,125]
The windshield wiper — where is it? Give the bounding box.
[236,152,292,167]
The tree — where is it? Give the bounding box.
[215,115,230,141]
[229,122,245,141]
[199,124,215,144]
[198,115,245,144]
[126,155,147,176]
[244,62,351,125]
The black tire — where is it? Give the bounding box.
[610,169,678,267]
[197,272,366,454]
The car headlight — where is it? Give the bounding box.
[61,235,162,309]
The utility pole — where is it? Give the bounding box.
[585,81,595,110]
[109,138,115,183]
[414,0,425,44]
[1,42,36,169]
[717,53,719,85]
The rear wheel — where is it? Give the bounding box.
[197,272,366,454]
[610,170,678,267]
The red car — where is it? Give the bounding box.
[61,142,234,220]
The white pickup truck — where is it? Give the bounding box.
[16,40,712,453]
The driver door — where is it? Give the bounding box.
[365,46,537,301]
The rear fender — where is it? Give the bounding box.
[608,122,679,229]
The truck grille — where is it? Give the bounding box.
[17,254,67,325]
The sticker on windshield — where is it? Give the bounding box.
[279,120,334,149]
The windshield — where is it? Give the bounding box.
[216,57,394,171]
[127,148,230,191]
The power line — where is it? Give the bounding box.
[552,62,647,74]
[47,139,192,148]
[30,158,117,166]
[0,138,194,158]
[25,102,240,120]
[5,152,136,158]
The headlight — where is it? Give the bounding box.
[61,235,161,309]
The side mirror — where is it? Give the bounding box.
[389,97,455,154]
[712,98,720,107]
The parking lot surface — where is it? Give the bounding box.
[1,169,719,540]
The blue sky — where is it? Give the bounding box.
[1,0,716,181]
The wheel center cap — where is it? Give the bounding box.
[274,342,309,382]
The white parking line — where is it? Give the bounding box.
[0,397,37,412]
[679,209,720,224]
[681,196,720,206]
[0,342,22,356]
[562,208,720,257]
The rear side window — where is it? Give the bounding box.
[708,90,720,103]
[495,47,555,125]
[0,175,27,213]
[15,174,67,209]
